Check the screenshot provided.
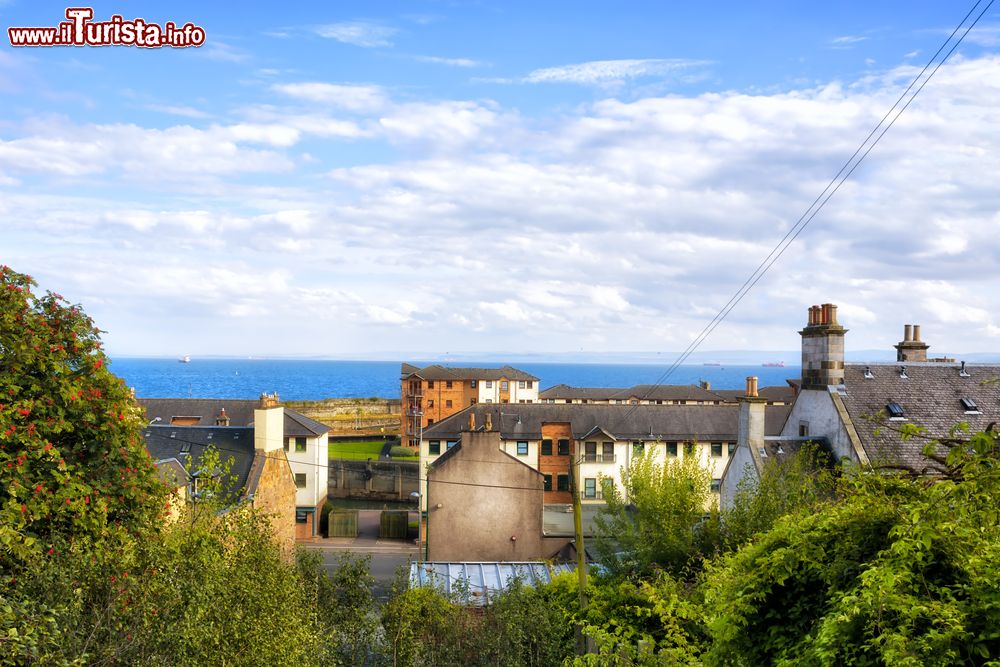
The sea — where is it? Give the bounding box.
[109,358,801,401]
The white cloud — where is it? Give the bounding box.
[830,35,868,48]
[198,40,250,63]
[145,104,212,119]
[414,55,483,68]
[271,82,387,112]
[315,21,397,47]
[522,58,709,84]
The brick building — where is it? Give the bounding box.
[400,363,540,448]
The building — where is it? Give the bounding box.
[425,429,547,561]
[539,382,795,406]
[144,402,297,552]
[417,401,790,512]
[721,304,1000,505]
[141,394,330,538]
[400,364,540,448]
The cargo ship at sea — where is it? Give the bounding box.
[762,361,785,367]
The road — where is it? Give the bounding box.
[298,509,419,601]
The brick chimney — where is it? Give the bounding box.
[258,392,280,409]
[894,324,930,362]
[215,407,231,427]
[799,303,847,389]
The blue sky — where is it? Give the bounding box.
[2,1,999,359]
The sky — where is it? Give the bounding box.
[2,1,999,360]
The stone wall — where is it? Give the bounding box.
[328,459,418,502]
[251,451,297,557]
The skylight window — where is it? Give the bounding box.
[960,398,980,413]
[886,402,906,419]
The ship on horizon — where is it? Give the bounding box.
[762,361,785,367]
[179,355,191,363]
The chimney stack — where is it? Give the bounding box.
[259,392,280,409]
[485,412,493,432]
[699,380,711,391]
[469,412,476,431]
[254,402,284,453]
[895,324,929,362]
[799,302,848,389]
[215,408,230,427]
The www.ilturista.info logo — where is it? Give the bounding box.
[8,8,206,48]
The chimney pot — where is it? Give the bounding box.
[828,304,838,325]
[904,324,913,342]
[745,376,759,398]
[821,304,832,325]
[469,413,476,431]
[485,412,493,431]
[913,324,921,342]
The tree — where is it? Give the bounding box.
[0,265,165,566]
[594,447,718,578]
[703,425,1000,665]
[722,441,838,549]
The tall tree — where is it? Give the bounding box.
[0,265,165,566]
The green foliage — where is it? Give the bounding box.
[389,445,419,459]
[703,426,1000,666]
[594,448,718,578]
[0,266,166,567]
[723,442,838,548]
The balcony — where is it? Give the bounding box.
[582,453,616,464]
[582,489,604,500]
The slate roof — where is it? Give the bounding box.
[539,383,724,402]
[401,364,539,382]
[139,399,328,437]
[841,362,1000,473]
[423,403,790,441]
[142,425,257,498]
[712,386,797,404]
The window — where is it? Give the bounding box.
[728,443,737,457]
[518,380,526,389]
[428,399,434,408]
[294,473,307,489]
[295,510,308,524]
[428,380,435,389]
[667,442,678,457]
[283,438,290,452]
[485,380,493,389]
[470,398,477,405]
[961,398,980,413]
[632,441,645,456]
[584,478,597,498]
[501,381,509,391]
[516,441,528,456]
[886,402,906,419]
[445,380,453,389]
[527,381,533,389]
[603,442,614,462]
[711,442,723,457]
[710,479,721,494]
[445,399,453,408]
[470,380,477,388]
[558,439,570,456]
[486,399,493,403]
[584,441,597,461]
[684,442,695,456]
[543,474,552,492]
[427,418,434,425]
[429,440,440,455]
[295,437,307,452]
[446,440,458,449]
[556,474,569,492]
[541,439,553,456]
[799,421,810,437]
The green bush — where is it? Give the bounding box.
[389,446,418,458]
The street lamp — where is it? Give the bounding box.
[409,491,428,561]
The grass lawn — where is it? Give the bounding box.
[328,441,419,461]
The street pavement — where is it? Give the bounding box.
[298,509,419,601]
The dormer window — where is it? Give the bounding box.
[960,398,980,414]
[886,402,906,419]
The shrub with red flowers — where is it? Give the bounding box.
[0,266,166,567]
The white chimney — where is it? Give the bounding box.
[254,405,284,453]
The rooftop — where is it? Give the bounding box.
[401,363,539,382]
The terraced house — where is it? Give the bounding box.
[140,393,330,539]
[416,400,790,512]
[400,363,540,448]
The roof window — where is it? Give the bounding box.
[960,398,980,413]
[864,366,874,379]
[886,402,906,419]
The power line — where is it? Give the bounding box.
[618,0,995,427]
